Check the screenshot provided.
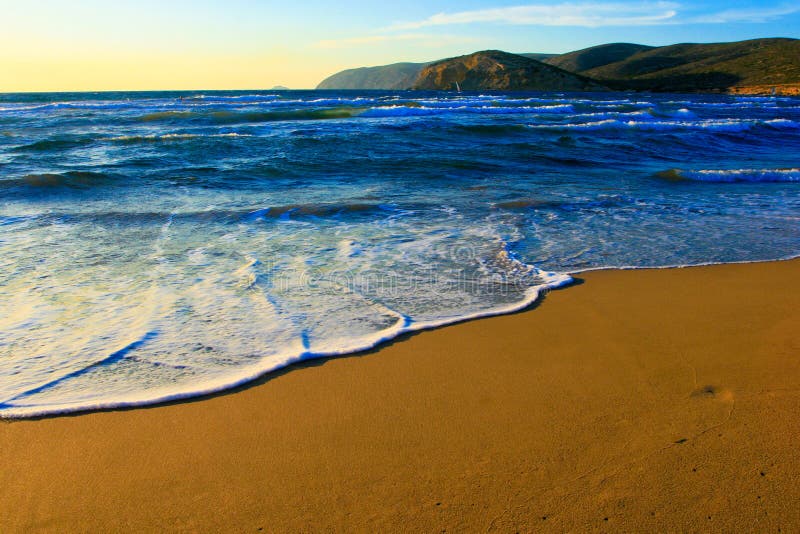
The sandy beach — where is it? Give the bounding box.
[2,259,798,532]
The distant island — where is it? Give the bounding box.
[317,38,800,95]
[271,85,290,90]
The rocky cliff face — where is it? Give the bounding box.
[411,50,606,91]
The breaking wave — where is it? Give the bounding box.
[657,168,800,183]
[531,118,799,132]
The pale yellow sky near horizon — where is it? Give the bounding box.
[1,51,339,92]
[0,1,375,92]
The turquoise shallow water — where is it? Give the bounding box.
[1,90,799,417]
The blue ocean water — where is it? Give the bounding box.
[1,90,799,417]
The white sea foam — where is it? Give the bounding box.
[529,118,799,132]
[0,228,571,418]
[567,110,650,120]
[109,132,253,142]
[361,104,575,117]
[679,168,800,183]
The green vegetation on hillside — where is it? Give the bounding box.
[573,38,800,92]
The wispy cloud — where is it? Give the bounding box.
[314,33,476,49]
[385,1,800,30]
[388,2,680,30]
[689,3,800,23]
[315,1,800,51]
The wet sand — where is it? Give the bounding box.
[2,260,799,532]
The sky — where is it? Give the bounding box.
[1,0,799,91]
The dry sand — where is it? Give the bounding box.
[2,260,799,532]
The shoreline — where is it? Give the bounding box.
[0,269,572,420]
[5,256,800,420]
[567,252,800,274]
[2,259,799,531]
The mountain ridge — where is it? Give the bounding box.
[576,38,800,92]
[316,38,800,94]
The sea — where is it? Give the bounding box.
[1,90,799,417]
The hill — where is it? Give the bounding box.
[316,62,427,90]
[543,43,654,73]
[411,50,606,91]
[314,38,800,94]
[577,38,800,92]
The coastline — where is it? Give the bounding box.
[728,84,800,96]
[2,259,799,531]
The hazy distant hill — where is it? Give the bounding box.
[411,50,606,91]
[543,43,654,73]
[519,53,559,62]
[576,38,800,92]
[317,62,427,90]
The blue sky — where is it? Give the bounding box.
[1,0,799,90]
